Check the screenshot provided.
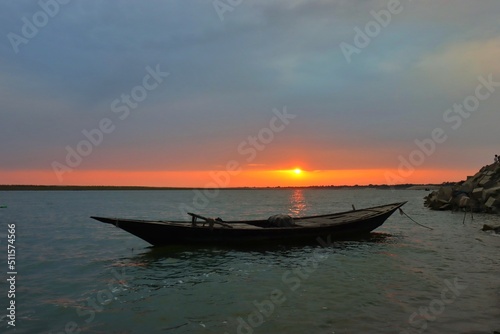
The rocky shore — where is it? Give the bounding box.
[424,161,500,213]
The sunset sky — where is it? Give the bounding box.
[1,1,500,187]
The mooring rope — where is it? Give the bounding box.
[399,208,434,230]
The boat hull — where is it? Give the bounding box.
[91,202,406,247]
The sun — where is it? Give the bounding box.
[294,168,302,175]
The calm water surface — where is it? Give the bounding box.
[0,189,499,333]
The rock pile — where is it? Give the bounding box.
[424,162,500,213]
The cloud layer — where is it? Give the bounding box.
[1,0,500,185]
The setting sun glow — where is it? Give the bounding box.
[0,168,479,188]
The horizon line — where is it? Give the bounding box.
[0,183,448,191]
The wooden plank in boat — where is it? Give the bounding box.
[226,223,263,229]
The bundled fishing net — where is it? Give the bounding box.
[267,214,295,227]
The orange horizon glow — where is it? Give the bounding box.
[0,168,477,188]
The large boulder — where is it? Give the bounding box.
[483,186,500,199]
[471,187,484,200]
[481,224,500,233]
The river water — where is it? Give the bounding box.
[0,189,498,333]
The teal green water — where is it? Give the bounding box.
[0,189,499,333]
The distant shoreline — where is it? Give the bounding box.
[0,184,442,191]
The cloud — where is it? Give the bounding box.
[415,38,500,97]
[1,0,500,183]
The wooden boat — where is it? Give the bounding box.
[91,202,406,246]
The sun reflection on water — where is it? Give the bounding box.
[288,189,307,216]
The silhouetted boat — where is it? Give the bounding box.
[91,202,406,246]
